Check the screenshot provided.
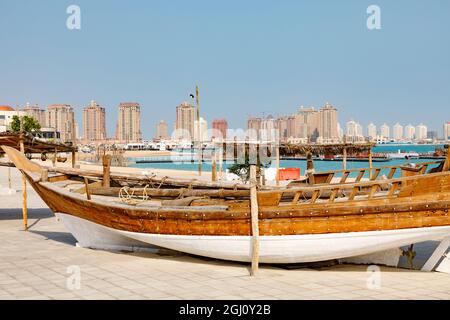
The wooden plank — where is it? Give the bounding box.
[71,150,76,169]
[48,174,70,183]
[292,191,302,204]
[310,190,320,203]
[387,181,400,198]
[83,177,92,200]
[211,156,217,182]
[325,173,334,184]
[355,170,365,182]
[19,135,27,231]
[348,186,359,200]
[339,171,350,184]
[329,188,338,203]
[368,184,379,199]
[102,155,111,188]
[250,165,259,276]
[370,168,381,181]
[41,169,48,182]
[387,168,397,179]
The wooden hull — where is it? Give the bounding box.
[3,145,450,264]
[56,212,450,263]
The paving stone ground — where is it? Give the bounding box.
[1,167,450,300]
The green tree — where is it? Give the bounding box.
[10,115,41,133]
[227,155,271,183]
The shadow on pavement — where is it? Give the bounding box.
[29,230,77,246]
[0,208,53,220]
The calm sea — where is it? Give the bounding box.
[129,144,446,178]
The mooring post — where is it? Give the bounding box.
[211,154,217,182]
[249,165,260,276]
[276,144,280,186]
[84,177,91,200]
[19,134,28,231]
[71,149,76,169]
[342,147,347,171]
[102,154,111,188]
[52,147,57,167]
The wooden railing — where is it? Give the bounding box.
[260,169,450,206]
[307,160,442,185]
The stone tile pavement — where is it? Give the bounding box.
[1,167,450,300]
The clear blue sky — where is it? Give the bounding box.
[1,0,449,138]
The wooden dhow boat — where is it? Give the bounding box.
[3,145,450,264]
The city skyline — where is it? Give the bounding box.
[1,1,449,137]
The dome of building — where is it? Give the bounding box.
[0,106,14,111]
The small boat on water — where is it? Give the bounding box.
[388,150,420,160]
[3,145,450,264]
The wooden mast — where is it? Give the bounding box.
[369,147,373,180]
[196,85,202,176]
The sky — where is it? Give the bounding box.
[0,0,449,138]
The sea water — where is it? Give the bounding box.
[129,144,445,178]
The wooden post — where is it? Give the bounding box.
[41,169,48,182]
[196,85,202,176]
[211,154,217,182]
[261,167,266,186]
[443,146,450,172]
[52,148,57,167]
[369,147,373,180]
[219,150,223,180]
[71,150,76,169]
[343,147,347,170]
[84,177,91,200]
[275,144,280,186]
[102,154,111,188]
[249,165,259,276]
[19,135,28,231]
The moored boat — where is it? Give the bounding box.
[3,145,450,264]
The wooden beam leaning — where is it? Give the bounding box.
[249,165,259,276]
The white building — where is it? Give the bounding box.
[380,123,390,139]
[444,122,450,141]
[415,123,428,141]
[367,123,377,141]
[0,106,27,132]
[404,124,415,141]
[345,120,364,142]
[392,123,403,141]
[194,117,208,142]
